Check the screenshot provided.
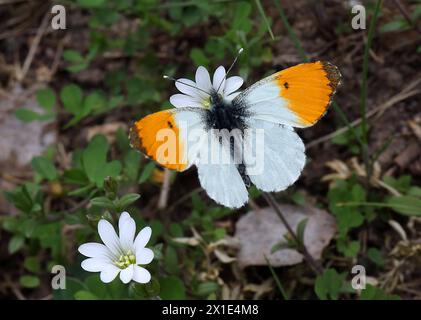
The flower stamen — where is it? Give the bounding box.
[114,250,136,269]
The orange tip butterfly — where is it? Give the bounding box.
[130,49,341,208]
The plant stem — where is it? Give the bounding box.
[262,193,324,275]
[360,0,383,185]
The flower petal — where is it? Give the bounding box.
[195,66,212,92]
[81,258,109,272]
[100,265,121,283]
[98,219,121,256]
[212,66,226,93]
[119,265,134,284]
[134,226,152,249]
[170,94,203,108]
[132,265,151,284]
[78,243,112,259]
[175,78,202,98]
[225,91,242,101]
[118,212,136,251]
[136,248,154,265]
[224,76,243,95]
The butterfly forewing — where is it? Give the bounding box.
[235,61,341,128]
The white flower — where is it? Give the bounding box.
[78,212,154,284]
[169,66,244,109]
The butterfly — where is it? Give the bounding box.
[130,50,341,208]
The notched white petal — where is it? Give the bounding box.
[132,265,151,284]
[119,264,134,284]
[100,265,120,283]
[195,66,212,92]
[78,242,111,259]
[175,78,202,98]
[170,94,203,108]
[213,66,226,93]
[81,258,109,272]
[136,248,154,265]
[134,226,152,249]
[224,76,243,95]
[98,219,120,255]
[118,212,136,251]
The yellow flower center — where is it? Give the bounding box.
[202,97,211,109]
[114,250,136,269]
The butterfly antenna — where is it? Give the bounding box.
[216,47,244,93]
[163,75,210,95]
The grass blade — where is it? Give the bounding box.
[255,0,275,40]
[264,255,289,300]
[360,0,383,149]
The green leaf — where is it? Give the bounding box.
[164,246,179,275]
[386,196,421,216]
[63,168,89,184]
[296,218,308,245]
[359,284,400,300]
[159,276,186,300]
[138,162,156,184]
[124,150,141,181]
[337,239,360,258]
[36,88,56,110]
[31,156,58,181]
[77,0,106,8]
[367,247,384,267]
[408,186,421,197]
[130,277,160,299]
[382,175,412,194]
[4,186,33,213]
[104,176,118,197]
[196,282,219,297]
[90,196,115,210]
[60,84,83,115]
[315,268,346,300]
[231,2,252,33]
[328,180,365,236]
[99,161,122,186]
[84,91,106,114]
[67,62,89,73]
[24,257,41,273]
[19,275,40,288]
[115,193,140,211]
[271,240,290,253]
[82,135,108,183]
[74,290,99,300]
[9,235,25,254]
[63,50,84,62]
[15,108,41,122]
[380,19,409,33]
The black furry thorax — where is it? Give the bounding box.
[204,91,249,132]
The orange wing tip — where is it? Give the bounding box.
[129,113,188,172]
[275,61,341,126]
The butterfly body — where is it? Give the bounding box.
[204,91,249,132]
[130,61,341,208]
